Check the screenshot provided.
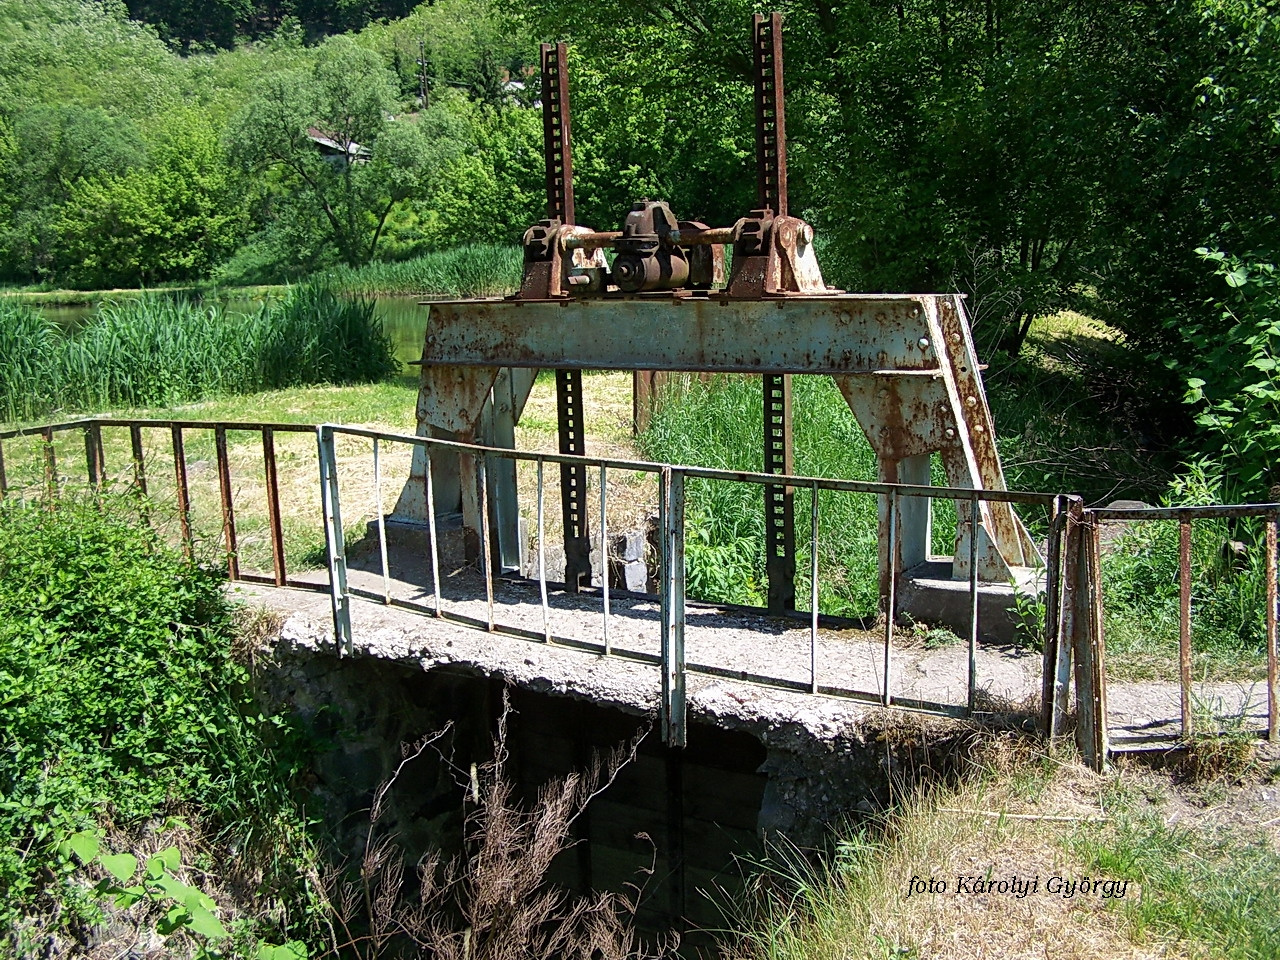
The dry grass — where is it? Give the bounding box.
[323,693,671,960]
[728,743,1172,960]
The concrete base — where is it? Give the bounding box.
[897,560,1043,644]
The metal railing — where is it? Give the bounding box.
[0,417,322,591]
[2,416,1074,750]
[1087,503,1280,744]
[316,424,1069,746]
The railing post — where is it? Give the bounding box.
[1065,506,1107,770]
[261,428,286,586]
[1178,518,1193,736]
[967,494,980,714]
[1040,496,1068,735]
[660,467,686,747]
[42,426,56,502]
[83,421,104,491]
[317,425,352,655]
[171,425,191,556]
[214,426,239,580]
[1266,512,1277,743]
[882,488,897,706]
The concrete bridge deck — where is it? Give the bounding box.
[237,533,1270,753]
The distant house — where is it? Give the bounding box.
[306,127,371,166]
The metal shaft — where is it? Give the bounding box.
[764,373,795,611]
[755,13,796,612]
[753,11,788,217]
[541,41,574,225]
[542,40,592,589]
[557,369,592,589]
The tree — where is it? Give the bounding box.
[55,109,245,287]
[228,37,465,267]
[0,104,145,282]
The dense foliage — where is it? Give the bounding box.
[0,497,314,947]
[0,286,397,422]
[3,0,1280,493]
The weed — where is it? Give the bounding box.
[324,694,670,960]
[0,494,324,952]
[1175,695,1261,786]
[1101,461,1273,681]
[313,244,522,298]
[1009,581,1047,651]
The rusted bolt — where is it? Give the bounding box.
[945,427,956,439]
[950,332,961,344]
[975,423,986,433]
[965,395,977,406]
[878,389,889,399]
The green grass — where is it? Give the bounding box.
[638,374,957,617]
[1069,811,1280,959]
[0,286,398,424]
[727,743,1280,960]
[313,244,522,298]
[0,284,285,308]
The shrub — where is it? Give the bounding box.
[0,496,313,944]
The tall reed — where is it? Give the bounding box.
[0,287,397,423]
[316,244,522,297]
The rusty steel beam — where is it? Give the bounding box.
[541,41,574,225]
[764,373,795,611]
[420,296,943,374]
[753,11,788,217]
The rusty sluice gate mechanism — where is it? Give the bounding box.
[396,12,1041,611]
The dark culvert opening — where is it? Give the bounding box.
[268,653,769,953]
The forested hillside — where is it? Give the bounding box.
[2,0,1279,495]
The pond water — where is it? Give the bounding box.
[36,294,432,368]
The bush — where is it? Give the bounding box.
[0,496,315,945]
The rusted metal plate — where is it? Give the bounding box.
[421,296,939,374]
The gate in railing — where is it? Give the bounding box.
[6,416,1277,768]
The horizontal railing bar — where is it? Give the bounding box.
[1,417,317,440]
[322,423,1067,506]
[237,573,332,594]
[1090,504,1280,520]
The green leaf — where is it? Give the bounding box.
[259,942,309,960]
[100,852,138,882]
[147,846,181,879]
[112,886,145,909]
[185,904,227,940]
[67,830,100,864]
[157,905,187,936]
